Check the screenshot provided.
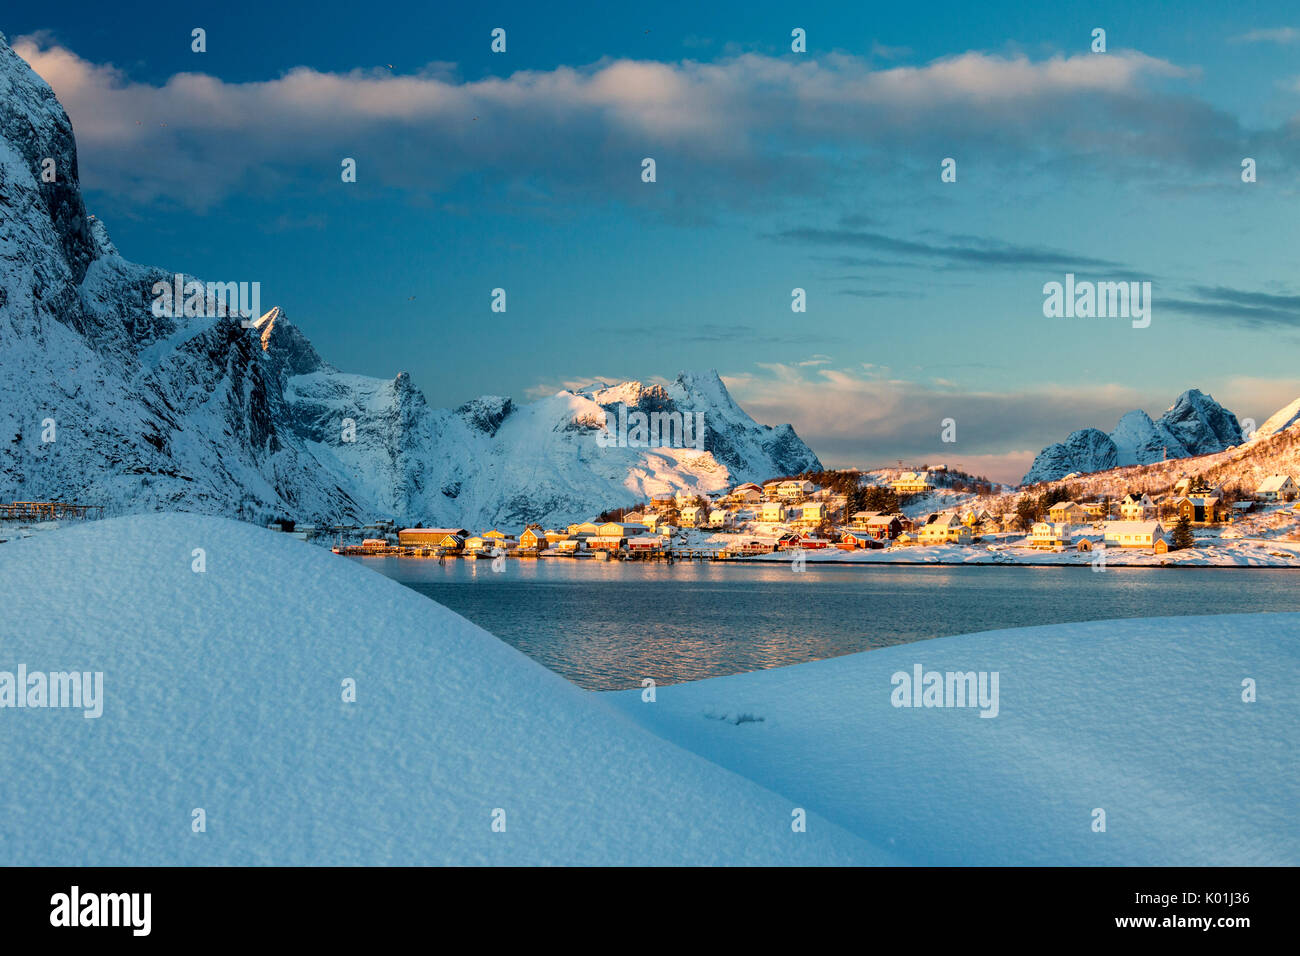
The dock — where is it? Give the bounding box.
[0,501,103,521]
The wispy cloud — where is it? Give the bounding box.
[14,36,1222,211]
[1164,285,1300,329]
[1230,27,1300,44]
[770,223,1137,273]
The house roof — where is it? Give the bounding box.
[1257,474,1295,492]
[1103,520,1164,535]
[924,513,962,529]
[600,522,649,533]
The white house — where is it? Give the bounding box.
[918,512,972,545]
[760,501,788,523]
[1255,474,1297,501]
[1102,520,1168,549]
[678,506,703,528]
[777,480,816,499]
[1119,494,1157,521]
[708,508,733,529]
[1027,521,1069,549]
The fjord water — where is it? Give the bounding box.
[365,559,1300,690]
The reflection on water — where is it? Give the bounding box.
[362,558,1300,690]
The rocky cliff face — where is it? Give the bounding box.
[1022,389,1243,485]
[0,33,819,528]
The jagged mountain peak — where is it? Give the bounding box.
[1023,389,1242,485]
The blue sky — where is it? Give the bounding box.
[8,0,1300,480]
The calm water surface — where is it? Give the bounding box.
[362,558,1300,690]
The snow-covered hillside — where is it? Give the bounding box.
[1023,389,1243,484]
[0,33,818,529]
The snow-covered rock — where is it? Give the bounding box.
[1022,428,1117,485]
[0,34,818,529]
[1023,389,1242,484]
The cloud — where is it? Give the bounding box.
[12,36,1226,211]
[1163,284,1300,329]
[1230,27,1300,44]
[771,222,1137,273]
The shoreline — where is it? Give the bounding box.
[343,551,1300,569]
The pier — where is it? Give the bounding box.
[0,501,103,521]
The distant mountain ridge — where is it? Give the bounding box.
[1022,389,1245,485]
[0,33,819,529]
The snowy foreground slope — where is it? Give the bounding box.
[3,515,1296,865]
[609,615,1300,865]
[0,514,879,865]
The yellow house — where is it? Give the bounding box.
[760,502,788,523]
[679,506,703,527]
[890,472,933,496]
[797,502,827,524]
[597,521,648,538]
[1047,501,1086,525]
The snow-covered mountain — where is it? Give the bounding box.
[1022,389,1243,485]
[0,33,818,529]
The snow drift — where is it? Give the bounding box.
[611,612,1300,865]
[0,513,881,865]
